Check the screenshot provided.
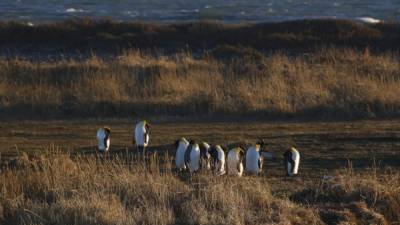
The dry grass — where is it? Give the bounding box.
[0,119,398,225]
[0,48,399,119]
[1,151,398,225]
[0,151,322,225]
[292,165,400,224]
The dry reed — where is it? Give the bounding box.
[0,150,323,225]
[1,150,398,224]
[0,48,399,119]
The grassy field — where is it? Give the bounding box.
[0,120,399,224]
[1,19,400,224]
[1,48,400,119]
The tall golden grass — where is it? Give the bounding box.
[0,47,399,118]
[0,151,322,225]
[292,165,400,225]
[1,151,398,225]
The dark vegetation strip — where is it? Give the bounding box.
[0,18,400,55]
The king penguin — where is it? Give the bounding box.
[227,147,245,177]
[209,145,226,176]
[245,141,264,175]
[184,140,200,173]
[175,137,189,171]
[283,146,300,176]
[134,120,150,158]
[199,142,211,170]
[97,127,111,153]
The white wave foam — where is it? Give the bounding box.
[65,8,86,13]
[122,11,139,18]
[356,17,381,24]
[180,9,199,13]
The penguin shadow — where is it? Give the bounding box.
[73,145,131,157]
[143,144,176,156]
[73,143,174,157]
[128,143,179,172]
[261,156,285,177]
[174,170,223,190]
[175,170,194,183]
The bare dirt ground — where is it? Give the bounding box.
[1,119,398,172]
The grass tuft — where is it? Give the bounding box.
[1,151,398,224]
[0,48,399,119]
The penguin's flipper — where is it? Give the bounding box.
[143,133,146,145]
[184,145,192,167]
[287,152,295,174]
[103,138,108,150]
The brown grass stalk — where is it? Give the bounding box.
[0,48,399,119]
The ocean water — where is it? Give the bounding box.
[0,0,399,23]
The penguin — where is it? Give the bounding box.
[134,120,150,157]
[245,141,264,175]
[175,137,189,171]
[184,140,200,173]
[96,127,111,153]
[209,145,226,176]
[199,142,211,170]
[227,147,245,177]
[283,146,300,176]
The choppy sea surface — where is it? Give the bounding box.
[0,0,399,24]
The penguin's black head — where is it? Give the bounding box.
[189,140,196,145]
[238,147,245,157]
[104,127,111,136]
[209,146,218,159]
[256,139,266,149]
[199,142,210,159]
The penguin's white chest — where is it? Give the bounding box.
[144,133,149,146]
[98,138,110,152]
[105,138,110,151]
[215,148,225,175]
[189,145,200,172]
[135,123,148,147]
[237,163,244,177]
[175,142,188,170]
[287,150,300,175]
